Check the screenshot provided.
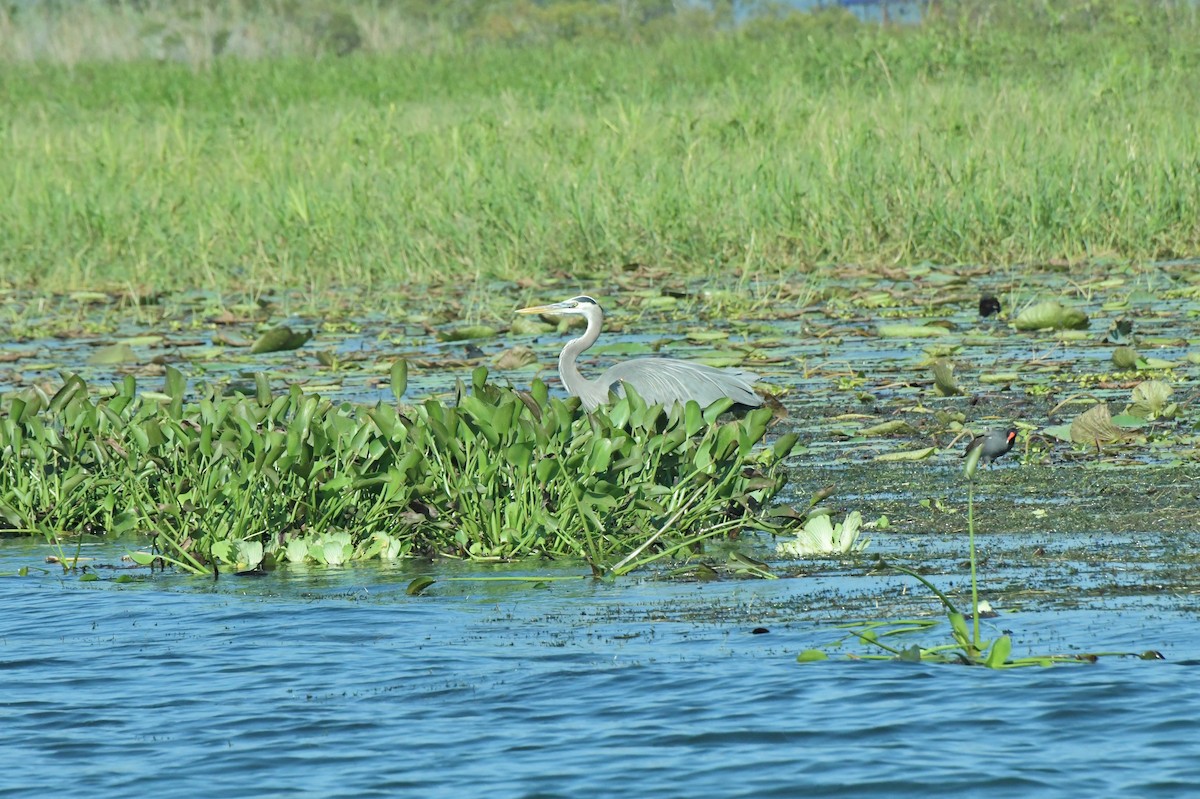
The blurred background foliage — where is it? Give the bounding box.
[1,0,1194,64]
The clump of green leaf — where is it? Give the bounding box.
[931,360,962,396]
[1112,346,1140,370]
[0,367,801,577]
[1012,300,1089,331]
[1128,380,1175,421]
[250,325,312,354]
[776,510,871,557]
[1070,403,1123,446]
[1111,346,1177,372]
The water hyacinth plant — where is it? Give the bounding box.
[775,510,870,557]
[0,366,801,577]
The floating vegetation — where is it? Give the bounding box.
[797,446,1163,669]
[775,510,871,557]
[931,360,962,397]
[1130,380,1175,421]
[0,367,801,577]
[1012,300,1090,331]
[249,325,312,354]
[1112,346,1140,370]
[1069,403,1123,447]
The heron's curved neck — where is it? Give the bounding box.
[559,309,602,394]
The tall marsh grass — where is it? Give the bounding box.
[1,1,1197,292]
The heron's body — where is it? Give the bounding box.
[517,296,763,412]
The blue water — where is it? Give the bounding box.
[2,541,1199,798]
[762,0,925,25]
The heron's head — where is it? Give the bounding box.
[516,296,601,318]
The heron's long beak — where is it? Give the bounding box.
[516,302,569,316]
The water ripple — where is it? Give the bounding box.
[3,550,1200,799]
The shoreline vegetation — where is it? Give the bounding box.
[1,0,1198,293]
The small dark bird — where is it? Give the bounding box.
[979,294,1002,317]
[961,428,1017,467]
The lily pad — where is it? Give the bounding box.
[390,359,408,401]
[250,325,312,354]
[932,360,961,396]
[87,343,138,365]
[697,355,748,368]
[1042,423,1074,442]
[510,316,555,335]
[212,332,251,347]
[406,576,436,596]
[877,324,948,338]
[1013,300,1089,331]
[493,346,538,370]
[1140,357,1177,369]
[118,335,165,347]
[1070,403,1121,445]
[593,342,654,355]
[1130,380,1174,420]
[874,447,937,462]
[860,420,917,437]
[1112,346,1139,370]
[436,325,499,342]
[1110,413,1148,429]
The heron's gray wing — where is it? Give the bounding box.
[599,358,762,409]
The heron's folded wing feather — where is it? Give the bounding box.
[601,358,762,409]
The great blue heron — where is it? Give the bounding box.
[516,295,763,412]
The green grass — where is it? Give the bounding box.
[2,1,1199,292]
